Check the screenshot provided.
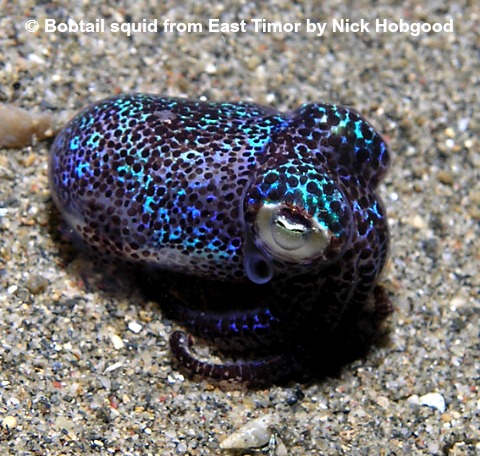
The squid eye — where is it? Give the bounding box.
[271,210,311,251]
[255,203,331,262]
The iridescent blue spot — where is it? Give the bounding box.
[69,136,80,151]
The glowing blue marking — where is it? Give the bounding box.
[252,314,267,332]
[86,134,100,149]
[353,200,376,228]
[370,201,382,219]
[186,207,201,219]
[354,120,364,140]
[246,135,270,150]
[75,162,90,179]
[352,200,362,214]
[212,308,281,335]
[69,136,80,151]
[117,164,131,175]
[142,174,153,189]
[324,106,349,133]
[143,195,155,214]
[216,319,237,334]
[201,117,220,125]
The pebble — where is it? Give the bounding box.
[411,215,427,229]
[376,396,390,410]
[0,104,54,147]
[407,394,420,408]
[407,393,447,413]
[25,273,49,294]
[176,442,187,453]
[110,333,125,350]
[437,170,454,186]
[104,361,124,373]
[246,55,262,71]
[127,321,143,334]
[419,393,447,413]
[1,415,17,430]
[220,414,287,455]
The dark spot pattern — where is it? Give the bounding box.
[49,94,392,383]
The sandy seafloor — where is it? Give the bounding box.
[0,1,479,455]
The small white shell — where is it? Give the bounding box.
[419,392,446,413]
[220,414,288,455]
[220,415,274,450]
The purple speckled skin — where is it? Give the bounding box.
[50,94,391,382]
